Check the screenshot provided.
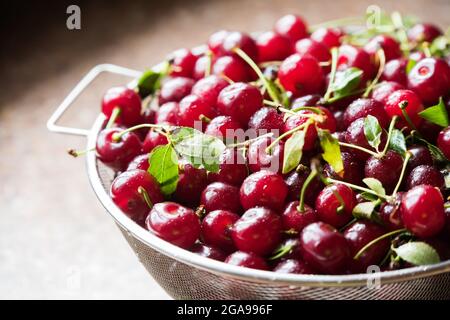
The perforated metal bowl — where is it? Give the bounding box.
[48,64,450,300]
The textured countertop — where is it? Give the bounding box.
[0,0,449,299]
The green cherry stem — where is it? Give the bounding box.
[204,50,213,77]
[325,177,390,201]
[354,228,408,260]
[265,120,311,154]
[338,142,380,158]
[67,147,95,158]
[379,116,398,157]
[106,106,122,129]
[138,186,153,209]
[112,123,168,142]
[227,132,274,148]
[391,151,412,197]
[363,48,386,98]
[297,169,318,212]
[399,101,419,132]
[323,47,339,102]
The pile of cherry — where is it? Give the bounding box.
[83,13,450,275]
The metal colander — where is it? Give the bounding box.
[48,64,450,300]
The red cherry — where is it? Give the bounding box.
[146,202,200,249]
[371,81,404,104]
[364,150,404,193]
[273,259,313,274]
[291,94,322,108]
[240,170,288,211]
[231,207,282,256]
[168,48,197,78]
[324,151,364,186]
[310,27,344,49]
[378,192,404,231]
[142,129,168,153]
[300,222,350,274]
[274,14,308,43]
[406,165,445,190]
[284,168,324,205]
[212,56,250,83]
[295,38,331,66]
[345,118,387,161]
[337,44,376,84]
[401,185,445,238]
[174,161,208,207]
[407,144,433,171]
[221,31,258,61]
[247,136,284,173]
[191,75,228,107]
[111,169,163,226]
[256,31,292,62]
[437,127,450,159]
[159,77,194,104]
[208,30,229,55]
[382,58,408,85]
[126,154,150,172]
[207,148,248,186]
[178,94,215,128]
[101,87,142,126]
[281,201,317,234]
[385,89,424,129]
[225,251,269,270]
[201,210,240,252]
[155,102,179,125]
[315,184,356,228]
[248,107,284,134]
[364,35,402,61]
[190,243,227,261]
[343,98,389,128]
[204,116,242,140]
[200,182,242,213]
[192,55,210,80]
[408,23,443,43]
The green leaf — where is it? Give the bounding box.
[148,144,179,195]
[418,97,449,128]
[330,67,363,99]
[415,136,448,162]
[137,62,169,97]
[352,201,377,220]
[363,177,386,196]
[388,129,407,155]
[360,192,379,201]
[393,242,440,266]
[444,170,450,189]
[318,129,344,175]
[429,36,450,57]
[170,127,226,173]
[282,130,306,174]
[405,59,417,74]
[364,115,382,150]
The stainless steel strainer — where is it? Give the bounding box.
[48,64,450,300]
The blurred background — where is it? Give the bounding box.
[0,0,449,299]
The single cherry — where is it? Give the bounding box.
[126,154,150,171]
[221,31,258,61]
[256,31,292,62]
[382,58,408,85]
[315,184,356,228]
[273,259,313,274]
[407,23,443,43]
[204,116,242,141]
[281,201,317,234]
[406,165,445,190]
[201,182,242,213]
[192,55,210,80]
[168,48,197,78]
[212,56,250,82]
[345,118,386,161]
[324,151,364,185]
[385,89,424,129]
[178,94,216,128]
[142,129,168,153]
[274,14,308,43]
[174,160,208,207]
[201,210,240,252]
[191,75,228,107]
[295,38,331,66]
[225,251,269,270]
[310,27,344,49]
[343,98,389,128]
[364,150,404,193]
[437,127,450,159]
[364,35,402,61]
[159,77,194,104]
[284,167,323,206]
[101,87,142,127]
[190,243,227,261]
[207,148,248,186]
[248,107,284,134]
[371,81,404,104]
[208,30,229,55]
[337,44,376,84]
[407,144,433,171]
[247,136,284,173]
[378,192,405,231]
[155,102,179,125]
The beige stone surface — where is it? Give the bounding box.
[0,0,448,299]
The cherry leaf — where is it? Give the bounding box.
[352,201,377,220]
[148,144,179,195]
[388,129,407,155]
[364,115,382,150]
[318,129,344,175]
[405,59,417,74]
[330,67,363,99]
[137,62,170,98]
[363,177,386,197]
[393,242,440,266]
[418,97,449,128]
[282,130,306,174]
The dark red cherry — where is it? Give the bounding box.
[274,14,308,43]
[382,58,408,85]
[207,148,248,186]
[401,185,445,238]
[273,259,313,274]
[364,150,403,193]
[407,144,433,171]
[111,169,163,226]
[146,202,200,249]
[315,184,356,228]
[310,27,344,49]
[212,56,250,82]
[190,243,227,261]
[324,151,364,185]
[407,58,450,105]
[191,75,228,107]
[204,116,242,140]
[101,87,142,127]
[126,154,150,171]
[284,168,324,206]
[168,48,197,78]
[385,89,424,129]
[437,127,450,159]
[201,182,242,213]
[295,38,331,65]
[96,128,142,171]
[343,98,389,128]
[240,170,288,211]
[278,53,325,97]
[192,55,210,80]
[159,77,194,104]
[221,31,258,61]
[208,30,229,55]
[216,82,263,126]
[345,118,386,161]
[142,129,168,153]
[343,221,390,273]
[178,94,215,128]
[300,222,350,274]
[364,35,402,61]
[407,23,443,43]
[225,251,269,270]
[174,161,208,207]
[201,210,240,252]
[406,165,445,190]
[291,94,321,108]
[231,207,282,256]
[420,119,444,143]
[248,107,284,134]
[272,238,302,261]
[256,31,292,62]
[378,192,404,231]
[247,136,284,173]
[155,102,180,125]
[371,81,404,104]
[337,44,376,84]
[281,201,317,234]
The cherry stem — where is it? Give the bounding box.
[297,169,318,212]
[338,142,379,158]
[258,61,282,68]
[353,228,407,260]
[391,11,410,55]
[199,114,211,123]
[363,48,386,98]
[324,88,366,104]
[233,47,281,104]
[332,189,346,214]
[106,107,121,129]
[422,42,432,58]
[67,147,95,158]
[204,50,213,77]
[220,74,235,84]
[263,100,297,115]
[269,242,296,260]
[265,120,311,153]
[399,101,419,132]
[227,132,274,148]
[112,123,168,142]
[379,116,398,157]
[391,151,412,196]
[137,186,153,209]
[326,177,390,201]
[323,47,339,102]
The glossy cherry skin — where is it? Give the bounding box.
[146,202,200,249]
[337,44,376,83]
[192,55,210,80]
[204,116,242,141]
[343,98,389,128]
[126,154,150,171]
[178,94,216,128]
[248,107,284,134]
[200,182,242,214]
[216,82,263,126]
[401,185,445,238]
[291,94,321,108]
[407,58,450,105]
[101,87,142,127]
[142,129,168,153]
[231,207,282,256]
[225,251,269,270]
[155,102,180,125]
[371,81,404,104]
[207,148,248,186]
[343,221,390,273]
[221,31,258,61]
[437,127,450,159]
[407,144,433,171]
[168,48,197,78]
[256,31,292,62]
[295,39,331,65]
[274,14,308,43]
[284,168,324,206]
[278,53,325,97]
[273,259,313,274]
[382,58,408,85]
[345,118,386,161]
[247,136,284,173]
[407,23,443,43]
[96,128,142,171]
[364,150,404,193]
[191,75,228,107]
[406,165,445,190]
[364,35,402,61]
[324,151,364,186]
[111,170,163,226]
[378,192,405,231]
[281,201,317,234]
[174,161,208,207]
[385,89,424,129]
[300,222,350,274]
[240,170,288,211]
[159,77,194,105]
[315,184,356,228]
[310,27,343,49]
[201,210,240,252]
[190,243,227,261]
[212,56,250,82]
[208,30,229,55]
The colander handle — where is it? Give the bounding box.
[47,64,142,137]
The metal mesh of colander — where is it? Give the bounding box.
[85,114,450,300]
